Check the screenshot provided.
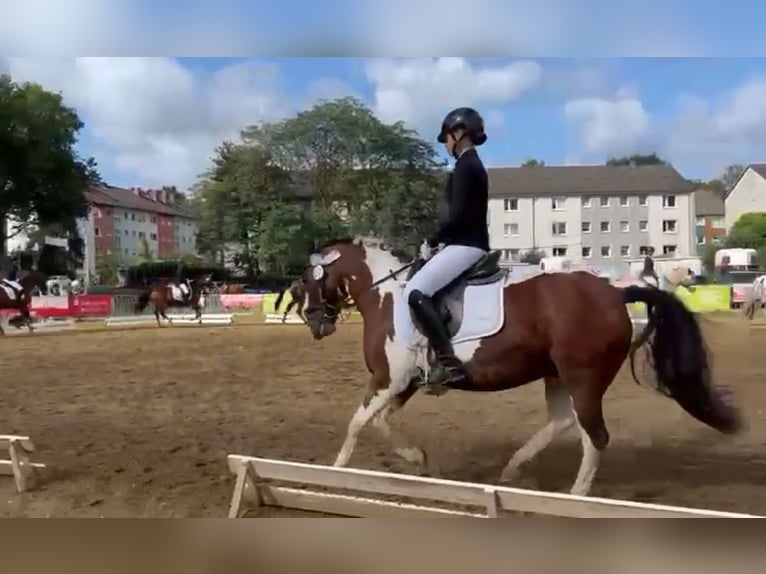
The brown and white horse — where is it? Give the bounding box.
[302,237,741,496]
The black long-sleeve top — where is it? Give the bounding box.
[429,148,490,251]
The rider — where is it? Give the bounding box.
[639,247,659,288]
[174,261,191,302]
[404,107,490,389]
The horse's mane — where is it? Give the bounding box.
[318,235,413,262]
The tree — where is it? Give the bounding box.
[605,153,668,166]
[725,212,766,250]
[720,164,746,194]
[520,248,545,264]
[522,158,545,167]
[0,74,101,258]
[194,97,445,274]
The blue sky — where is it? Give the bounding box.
[2,2,766,189]
[3,56,766,191]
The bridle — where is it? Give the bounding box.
[309,250,416,324]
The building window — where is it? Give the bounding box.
[551,222,567,236]
[663,244,677,256]
[662,195,676,208]
[131,213,136,220]
[639,220,648,232]
[600,221,610,232]
[601,245,611,257]
[151,216,157,223]
[697,234,706,245]
[639,245,651,255]
[582,246,592,258]
[504,223,518,237]
[504,198,518,212]
[619,220,629,232]
[552,247,567,257]
[619,196,629,206]
[138,231,146,238]
[620,245,630,257]
[94,227,101,236]
[638,196,648,206]
[599,196,610,207]
[582,221,591,233]
[502,248,520,261]
[150,233,158,241]
[662,219,677,233]
[695,216,705,227]
[93,208,102,218]
[552,197,566,210]
[711,216,724,227]
[582,196,592,208]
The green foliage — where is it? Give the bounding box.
[0,74,101,257]
[192,97,445,275]
[520,248,545,264]
[725,212,766,250]
[605,153,668,166]
[700,243,722,274]
[521,158,545,167]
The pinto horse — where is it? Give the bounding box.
[0,270,48,335]
[134,275,212,327]
[302,237,741,496]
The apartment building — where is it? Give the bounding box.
[84,185,198,269]
[694,188,725,250]
[724,163,766,232]
[488,164,696,265]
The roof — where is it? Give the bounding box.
[750,164,766,179]
[486,164,693,197]
[694,188,725,217]
[85,186,194,219]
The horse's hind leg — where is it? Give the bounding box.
[372,379,428,470]
[500,378,575,483]
[559,366,612,497]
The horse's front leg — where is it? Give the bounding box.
[193,303,202,324]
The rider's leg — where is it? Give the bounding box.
[403,245,486,387]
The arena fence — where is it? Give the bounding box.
[104,293,233,327]
[0,434,46,493]
[226,455,761,519]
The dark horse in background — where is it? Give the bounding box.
[134,274,212,327]
[274,277,308,324]
[301,236,741,497]
[0,270,49,335]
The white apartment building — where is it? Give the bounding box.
[487,164,696,267]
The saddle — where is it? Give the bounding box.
[406,250,506,338]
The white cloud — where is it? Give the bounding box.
[365,57,542,140]
[565,78,766,177]
[565,92,653,158]
[2,57,300,189]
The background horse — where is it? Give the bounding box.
[301,237,740,497]
[0,270,49,335]
[134,275,211,327]
[273,277,307,324]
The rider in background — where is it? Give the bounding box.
[404,107,490,389]
[639,246,659,288]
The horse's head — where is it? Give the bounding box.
[304,236,402,340]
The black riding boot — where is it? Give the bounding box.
[408,290,469,388]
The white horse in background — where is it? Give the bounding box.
[743,274,766,320]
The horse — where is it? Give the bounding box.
[134,274,212,327]
[0,270,49,335]
[273,277,308,324]
[301,236,741,497]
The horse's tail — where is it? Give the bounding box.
[622,285,742,434]
[274,288,287,312]
[135,291,151,313]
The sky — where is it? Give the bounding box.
[2,1,766,192]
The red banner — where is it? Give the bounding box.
[71,295,113,317]
[0,294,114,319]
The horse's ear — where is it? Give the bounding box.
[309,253,323,267]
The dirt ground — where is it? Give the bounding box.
[1,314,765,517]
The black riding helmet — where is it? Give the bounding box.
[437,107,487,146]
